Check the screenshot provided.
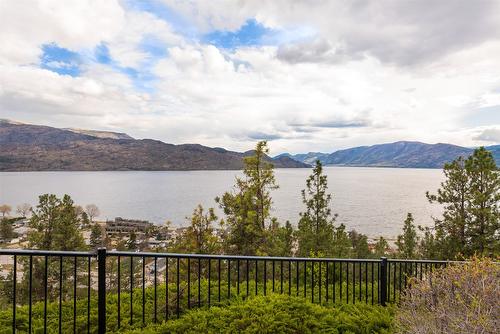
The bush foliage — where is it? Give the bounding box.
[395,257,499,334]
[126,294,394,334]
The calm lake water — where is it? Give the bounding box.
[0,167,444,239]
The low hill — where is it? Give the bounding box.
[0,120,309,171]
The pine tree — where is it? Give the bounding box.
[127,232,138,251]
[426,156,468,258]
[28,194,85,251]
[216,141,279,255]
[349,230,371,258]
[374,236,389,257]
[465,147,500,255]
[173,205,220,254]
[0,218,16,241]
[296,160,336,256]
[396,213,419,259]
[89,223,104,249]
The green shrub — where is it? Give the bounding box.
[125,294,394,334]
[395,257,499,334]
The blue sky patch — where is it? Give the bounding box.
[40,43,82,76]
[203,19,274,49]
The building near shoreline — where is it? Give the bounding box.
[105,217,152,235]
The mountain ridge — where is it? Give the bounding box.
[0,120,309,171]
[281,141,500,168]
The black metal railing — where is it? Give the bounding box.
[0,249,453,333]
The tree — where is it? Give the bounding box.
[426,147,500,258]
[173,205,220,254]
[216,141,279,255]
[464,147,499,255]
[0,204,12,218]
[426,156,469,258]
[0,218,16,241]
[85,204,100,223]
[374,236,389,257]
[349,230,370,258]
[396,213,419,259]
[265,219,295,256]
[16,203,31,218]
[28,194,85,251]
[90,223,104,249]
[296,160,336,256]
[331,224,352,258]
[127,232,138,251]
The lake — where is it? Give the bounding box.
[0,167,444,240]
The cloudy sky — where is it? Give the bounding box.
[1,0,500,154]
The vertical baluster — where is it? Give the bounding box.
[13,254,17,334]
[117,256,121,328]
[318,261,322,303]
[165,257,169,320]
[311,262,314,303]
[130,256,134,326]
[346,262,349,304]
[176,258,180,318]
[59,256,62,334]
[246,260,249,298]
[303,261,307,298]
[255,260,258,296]
[142,257,145,326]
[198,258,201,308]
[28,256,33,334]
[207,259,211,306]
[333,262,336,303]
[87,257,90,334]
[352,262,355,304]
[280,260,284,294]
[288,261,292,296]
[371,262,374,305]
[264,260,267,296]
[326,262,329,303]
[365,262,368,304]
[218,259,221,302]
[339,262,343,303]
[187,258,191,309]
[227,260,231,299]
[237,259,240,296]
[44,256,48,334]
[73,257,77,334]
[271,260,274,292]
[154,257,157,323]
[359,261,362,302]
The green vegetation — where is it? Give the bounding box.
[400,146,500,259]
[125,294,394,334]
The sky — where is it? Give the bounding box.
[1,0,500,154]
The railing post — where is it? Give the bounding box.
[97,248,107,334]
[380,257,387,306]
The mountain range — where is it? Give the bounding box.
[1,119,498,171]
[278,141,500,168]
[0,120,308,171]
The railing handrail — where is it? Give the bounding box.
[0,249,95,257]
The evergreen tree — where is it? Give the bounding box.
[265,219,295,256]
[465,147,500,255]
[374,236,389,257]
[0,218,16,241]
[216,141,279,255]
[349,230,371,258]
[89,223,104,249]
[332,224,352,258]
[28,194,85,251]
[396,213,419,258]
[296,160,337,256]
[173,205,220,254]
[127,232,138,251]
[426,156,469,258]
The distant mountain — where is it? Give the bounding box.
[0,120,310,171]
[283,141,500,169]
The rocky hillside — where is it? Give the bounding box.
[0,120,309,171]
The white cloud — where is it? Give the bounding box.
[1,0,500,154]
